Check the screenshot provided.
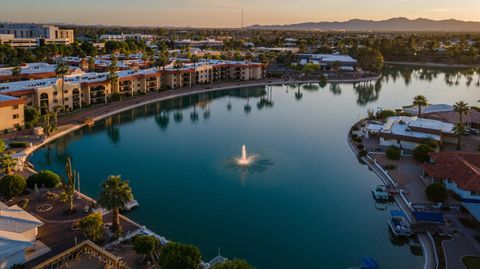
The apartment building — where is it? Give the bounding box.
[0,63,82,82]
[0,60,265,113]
[0,95,25,132]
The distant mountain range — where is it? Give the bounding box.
[247,17,480,32]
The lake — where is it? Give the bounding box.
[29,65,479,269]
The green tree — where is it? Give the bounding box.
[132,235,160,262]
[0,174,26,199]
[55,62,69,107]
[190,55,200,69]
[0,139,4,153]
[213,259,255,269]
[425,182,448,203]
[24,107,41,128]
[412,95,428,117]
[413,144,434,163]
[11,66,22,79]
[0,154,17,174]
[63,157,77,212]
[87,56,95,72]
[158,242,201,269]
[357,48,384,74]
[453,101,470,125]
[79,212,104,242]
[155,53,169,72]
[98,175,133,235]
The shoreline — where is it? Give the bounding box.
[385,61,478,68]
[23,76,380,156]
[347,122,436,269]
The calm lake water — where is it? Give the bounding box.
[30,65,479,269]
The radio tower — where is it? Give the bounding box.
[241,6,244,30]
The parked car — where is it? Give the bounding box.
[469,128,480,135]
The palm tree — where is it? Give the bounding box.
[98,175,133,235]
[55,62,69,106]
[452,123,466,150]
[52,104,65,129]
[0,154,17,174]
[155,54,168,72]
[107,56,119,98]
[191,55,200,69]
[412,95,428,117]
[453,101,470,126]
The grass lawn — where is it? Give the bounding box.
[462,256,480,269]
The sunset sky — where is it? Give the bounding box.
[2,0,480,27]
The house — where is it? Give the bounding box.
[0,202,44,268]
[364,116,455,151]
[423,152,480,202]
[404,104,480,128]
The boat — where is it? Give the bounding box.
[122,200,139,211]
[388,210,411,237]
[372,185,391,201]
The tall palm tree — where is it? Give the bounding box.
[52,104,65,129]
[98,175,133,235]
[87,57,95,72]
[412,95,428,117]
[155,54,168,72]
[107,56,119,99]
[453,101,470,126]
[55,62,69,107]
[0,154,17,174]
[452,123,466,150]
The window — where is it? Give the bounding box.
[64,98,69,101]
[12,114,19,119]
[471,191,480,196]
[12,105,19,109]
[53,91,58,96]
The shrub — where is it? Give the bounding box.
[376,109,397,119]
[132,235,160,257]
[79,212,104,242]
[413,144,434,163]
[0,174,26,199]
[27,170,61,188]
[386,146,401,160]
[0,139,5,152]
[358,149,368,158]
[356,144,365,150]
[8,142,31,148]
[213,259,256,269]
[425,182,448,203]
[159,242,201,269]
[18,198,29,209]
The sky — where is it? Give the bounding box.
[1,0,480,28]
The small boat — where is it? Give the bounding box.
[372,185,391,201]
[388,210,411,237]
[122,199,139,211]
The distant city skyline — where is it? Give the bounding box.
[1,0,480,28]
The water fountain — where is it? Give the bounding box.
[236,145,256,166]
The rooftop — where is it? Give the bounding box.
[380,116,443,141]
[423,152,480,191]
[0,205,44,233]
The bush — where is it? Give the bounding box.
[213,259,256,269]
[356,144,365,150]
[0,174,26,199]
[413,144,434,163]
[18,198,29,209]
[8,142,31,148]
[159,242,201,269]
[27,170,61,188]
[0,139,4,152]
[79,212,104,242]
[376,109,397,119]
[132,235,160,256]
[386,146,401,160]
[358,149,368,158]
[425,182,448,203]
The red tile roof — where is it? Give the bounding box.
[423,152,480,191]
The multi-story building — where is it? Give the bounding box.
[0,23,74,47]
[100,33,154,42]
[0,63,82,82]
[0,95,25,132]
[173,39,224,48]
[0,34,38,49]
[0,59,266,113]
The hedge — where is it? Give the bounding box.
[8,142,31,148]
[27,170,61,188]
[0,174,26,199]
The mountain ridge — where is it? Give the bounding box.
[247,17,480,32]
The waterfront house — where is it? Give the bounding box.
[0,202,44,268]
[296,54,357,71]
[364,116,455,151]
[423,152,480,202]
